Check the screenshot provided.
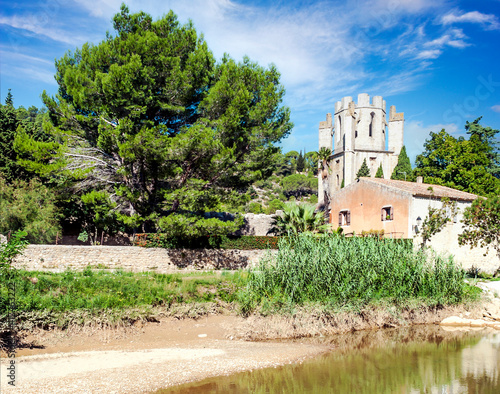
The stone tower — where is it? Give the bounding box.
[318,93,404,205]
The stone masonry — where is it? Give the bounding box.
[14,245,276,273]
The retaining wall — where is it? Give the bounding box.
[14,245,276,273]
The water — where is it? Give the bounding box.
[156,326,500,393]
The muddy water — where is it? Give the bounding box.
[157,326,500,393]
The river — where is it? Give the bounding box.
[156,325,500,393]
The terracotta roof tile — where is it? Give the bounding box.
[358,177,478,201]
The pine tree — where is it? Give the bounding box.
[375,164,384,178]
[391,146,413,181]
[356,158,370,178]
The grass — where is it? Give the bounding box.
[0,235,481,332]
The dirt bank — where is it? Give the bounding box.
[1,294,498,394]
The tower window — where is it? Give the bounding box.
[369,112,375,137]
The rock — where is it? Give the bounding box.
[470,319,487,328]
[440,316,471,327]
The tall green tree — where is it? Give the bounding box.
[391,146,413,181]
[356,158,370,178]
[296,150,305,173]
[375,164,384,178]
[16,5,292,234]
[0,91,19,181]
[414,120,500,196]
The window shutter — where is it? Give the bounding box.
[347,211,351,225]
[390,207,394,221]
[339,212,342,226]
[381,208,384,221]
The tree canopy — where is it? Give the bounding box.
[459,196,500,261]
[414,119,500,196]
[16,5,292,235]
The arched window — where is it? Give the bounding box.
[336,174,339,186]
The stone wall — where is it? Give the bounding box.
[14,245,276,273]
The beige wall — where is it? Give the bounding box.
[14,245,274,273]
[329,180,411,237]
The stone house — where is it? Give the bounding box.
[329,177,498,273]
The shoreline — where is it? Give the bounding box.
[2,295,499,393]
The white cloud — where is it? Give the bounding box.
[491,105,500,113]
[416,49,442,59]
[442,11,500,30]
[0,15,88,45]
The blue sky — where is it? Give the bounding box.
[1,0,500,163]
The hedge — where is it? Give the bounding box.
[133,234,281,250]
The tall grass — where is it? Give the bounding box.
[242,235,475,311]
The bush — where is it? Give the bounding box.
[247,202,264,214]
[265,199,284,214]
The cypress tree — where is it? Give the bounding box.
[391,146,413,181]
[296,150,305,173]
[356,158,370,178]
[375,164,384,178]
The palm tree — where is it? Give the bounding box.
[270,202,330,235]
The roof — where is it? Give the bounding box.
[358,177,478,201]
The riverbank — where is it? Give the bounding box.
[1,296,498,394]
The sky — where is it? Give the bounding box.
[1,0,500,163]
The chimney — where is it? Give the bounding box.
[416,176,423,184]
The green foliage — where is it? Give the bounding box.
[420,198,457,249]
[3,269,246,317]
[247,202,264,214]
[241,235,473,310]
[391,146,413,181]
[459,196,500,261]
[356,158,370,178]
[0,230,28,277]
[270,202,329,235]
[0,93,20,181]
[281,173,317,198]
[308,194,318,204]
[157,214,244,238]
[16,5,292,235]
[341,178,344,188]
[415,120,500,196]
[265,199,284,214]
[296,150,306,173]
[0,177,61,243]
[375,164,384,178]
[305,151,318,175]
[134,234,280,249]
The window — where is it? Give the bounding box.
[369,112,375,137]
[339,210,351,226]
[381,206,393,221]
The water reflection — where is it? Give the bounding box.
[157,326,500,393]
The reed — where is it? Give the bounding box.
[241,234,475,312]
